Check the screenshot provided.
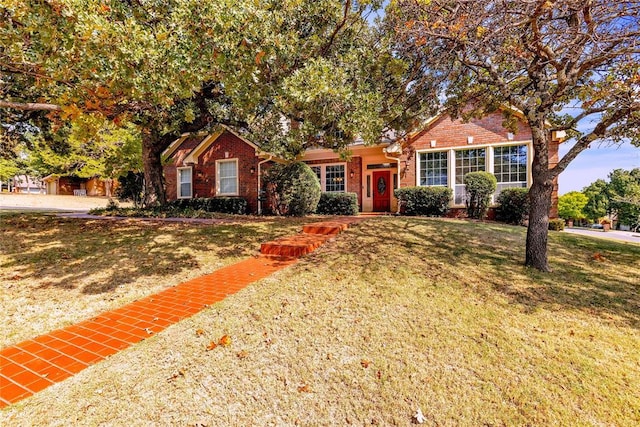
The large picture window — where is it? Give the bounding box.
[216,159,238,195]
[177,167,192,199]
[494,145,528,195]
[419,151,448,186]
[308,163,346,192]
[455,148,486,204]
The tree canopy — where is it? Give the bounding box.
[384,0,640,270]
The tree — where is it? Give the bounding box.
[608,168,640,229]
[2,1,427,205]
[558,191,588,222]
[583,179,610,223]
[385,0,640,271]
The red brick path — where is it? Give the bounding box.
[0,217,363,407]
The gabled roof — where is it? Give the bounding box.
[162,125,284,164]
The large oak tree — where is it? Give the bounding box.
[385,0,640,271]
[2,0,433,204]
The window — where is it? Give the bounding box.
[494,145,528,195]
[455,148,486,204]
[325,164,345,192]
[419,151,448,186]
[308,163,346,192]
[177,167,192,199]
[216,159,238,195]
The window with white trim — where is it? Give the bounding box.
[493,144,528,195]
[177,167,192,199]
[419,151,448,186]
[455,148,486,204]
[216,159,238,195]
[309,163,346,192]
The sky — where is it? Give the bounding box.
[558,141,640,194]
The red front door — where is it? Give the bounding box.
[372,171,391,212]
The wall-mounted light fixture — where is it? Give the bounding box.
[430,140,437,148]
[350,170,355,178]
[507,132,514,141]
[467,136,474,144]
[250,166,256,174]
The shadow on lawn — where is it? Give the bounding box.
[332,217,640,329]
[0,213,303,295]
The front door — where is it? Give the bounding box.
[372,171,391,212]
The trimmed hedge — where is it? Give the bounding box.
[464,171,497,219]
[548,218,565,231]
[263,162,321,216]
[316,192,359,215]
[394,186,452,216]
[495,187,529,225]
[167,197,248,214]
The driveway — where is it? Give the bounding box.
[563,227,640,244]
[0,193,113,212]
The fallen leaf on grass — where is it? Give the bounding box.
[218,335,232,347]
[166,369,185,382]
[297,384,311,393]
[236,350,248,359]
[592,252,607,262]
[206,341,217,351]
[195,329,205,336]
[361,359,371,368]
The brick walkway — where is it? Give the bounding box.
[0,217,364,408]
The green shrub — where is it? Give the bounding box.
[548,218,565,231]
[316,192,359,215]
[116,172,145,208]
[464,171,497,219]
[394,186,452,216]
[263,162,321,216]
[167,197,248,214]
[495,187,529,225]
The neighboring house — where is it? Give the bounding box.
[163,112,562,217]
[42,175,116,197]
[8,175,45,194]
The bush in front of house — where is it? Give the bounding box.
[167,197,248,214]
[394,186,452,216]
[263,162,321,216]
[548,218,565,231]
[464,171,497,219]
[116,172,145,208]
[315,192,359,215]
[495,187,529,225]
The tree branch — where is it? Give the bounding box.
[0,100,61,111]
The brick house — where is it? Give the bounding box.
[164,113,562,217]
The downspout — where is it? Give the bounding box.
[257,155,272,215]
[384,151,402,214]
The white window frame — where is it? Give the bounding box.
[177,167,192,199]
[216,158,239,196]
[415,141,532,207]
[418,151,449,187]
[493,144,529,198]
[308,162,347,193]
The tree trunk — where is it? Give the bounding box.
[141,132,166,207]
[525,121,553,272]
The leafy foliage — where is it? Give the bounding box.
[394,186,452,216]
[608,168,640,230]
[464,172,497,219]
[167,197,248,215]
[116,172,145,208]
[263,162,321,216]
[558,192,588,221]
[495,188,529,225]
[548,219,565,231]
[583,179,610,223]
[316,192,359,216]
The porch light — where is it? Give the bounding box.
[350,170,355,178]
[250,166,256,174]
[507,132,514,140]
[467,136,474,144]
[430,140,437,148]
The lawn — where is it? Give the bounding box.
[0,212,311,348]
[1,216,639,425]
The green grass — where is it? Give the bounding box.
[1,216,639,425]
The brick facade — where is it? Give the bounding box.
[164,131,260,214]
[305,157,363,209]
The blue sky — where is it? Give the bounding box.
[558,141,640,194]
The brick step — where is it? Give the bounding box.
[302,222,348,235]
[260,233,331,258]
